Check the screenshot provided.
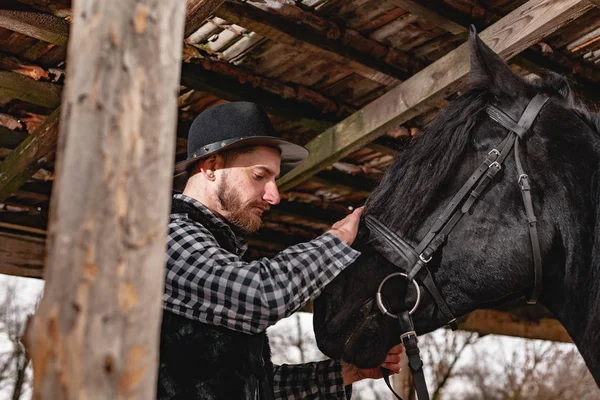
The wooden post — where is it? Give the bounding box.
[28,0,186,398]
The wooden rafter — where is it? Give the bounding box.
[389,0,466,35]
[0,6,69,46]
[181,61,342,131]
[213,0,423,85]
[0,108,60,202]
[588,0,600,8]
[14,0,71,17]
[461,309,572,343]
[395,0,600,99]
[185,0,227,37]
[0,231,45,278]
[276,0,593,191]
[0,3,404,160]
[0,71,61,108]
[0,126,29,149]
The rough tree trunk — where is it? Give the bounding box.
[28,0,186,398]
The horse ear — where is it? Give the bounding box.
[468,26,526,97]
[542,71,574,101]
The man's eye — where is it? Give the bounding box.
[254,174,265,180]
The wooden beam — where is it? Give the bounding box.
[0,126,28,149]
[393,0,600,99]
[181,61,341,131]
[0,108,60,202]
[588,0,600,8]
[0,7,69,46]
[0,231,44,278]
[0,0,398,157]
[460,308,572,343]
[389,0,466,35]
[276,0,593,191]
[14,0,71,18]
[28,0,187,397]
[214,0,421,85]
[0,71,62,108]
[185,0,227,37]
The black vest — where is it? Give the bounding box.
[157,198,274,400]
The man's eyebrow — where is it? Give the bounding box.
[256,166,280,179]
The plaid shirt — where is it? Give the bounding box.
[164,194,359,399]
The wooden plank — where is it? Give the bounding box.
[460,309,572,343]
[0,71,62,108]
[0,108,60,202]
[0,0,399,158]
[0,231,45,278]
[277,0,593,191]
[0,7,69,46]
[214,0,417,85]
[27,0,187,397]
[181,61,341,131]
[185,0,227,37]
[391,0,600,98]
[0,126,28,149]
[14,0,72,18]
[389,0,466,35]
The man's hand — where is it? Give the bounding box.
[341,344,404,385]
[327,207,364,246]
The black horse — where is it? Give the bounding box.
[313,30,600,387]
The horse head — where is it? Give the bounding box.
[313,29,600,384]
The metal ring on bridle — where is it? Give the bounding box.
[376,272,422,317]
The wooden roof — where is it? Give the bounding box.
[1,0,599,342]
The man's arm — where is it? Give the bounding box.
[271,344,404,399]
[272,359,349,400]
[164,209,363,334]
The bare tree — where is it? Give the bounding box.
[457,336,600,400]
[0,280,40,400]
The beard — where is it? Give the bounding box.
[216,172,267,233]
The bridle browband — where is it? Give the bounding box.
[365,94,549,400]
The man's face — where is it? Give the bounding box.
[216,146,281,233]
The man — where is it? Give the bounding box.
[158,102,402,399]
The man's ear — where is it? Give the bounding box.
[199,155,219,180]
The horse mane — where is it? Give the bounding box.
[365,73,600,238]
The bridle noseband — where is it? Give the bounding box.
[366,94,549,400]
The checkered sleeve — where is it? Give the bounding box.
[164,215,360,334]
[272,359,351,400]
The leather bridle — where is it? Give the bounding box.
[365,94,549,400]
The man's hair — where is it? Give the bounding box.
[186,147,257,177]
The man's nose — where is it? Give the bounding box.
[263,181,280,205]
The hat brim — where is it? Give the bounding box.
[173,136,309,178]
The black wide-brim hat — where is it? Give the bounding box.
[174,102,309,177]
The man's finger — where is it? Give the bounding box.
[381,363,402,373]
[383,354,401,364]
[387,344,404,354]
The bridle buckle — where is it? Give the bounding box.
[419,253,432,263]
[400,330,417,342]
[489,161,501,170]
[518,173,528,185]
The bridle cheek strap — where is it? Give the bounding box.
[487,94,548,303]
